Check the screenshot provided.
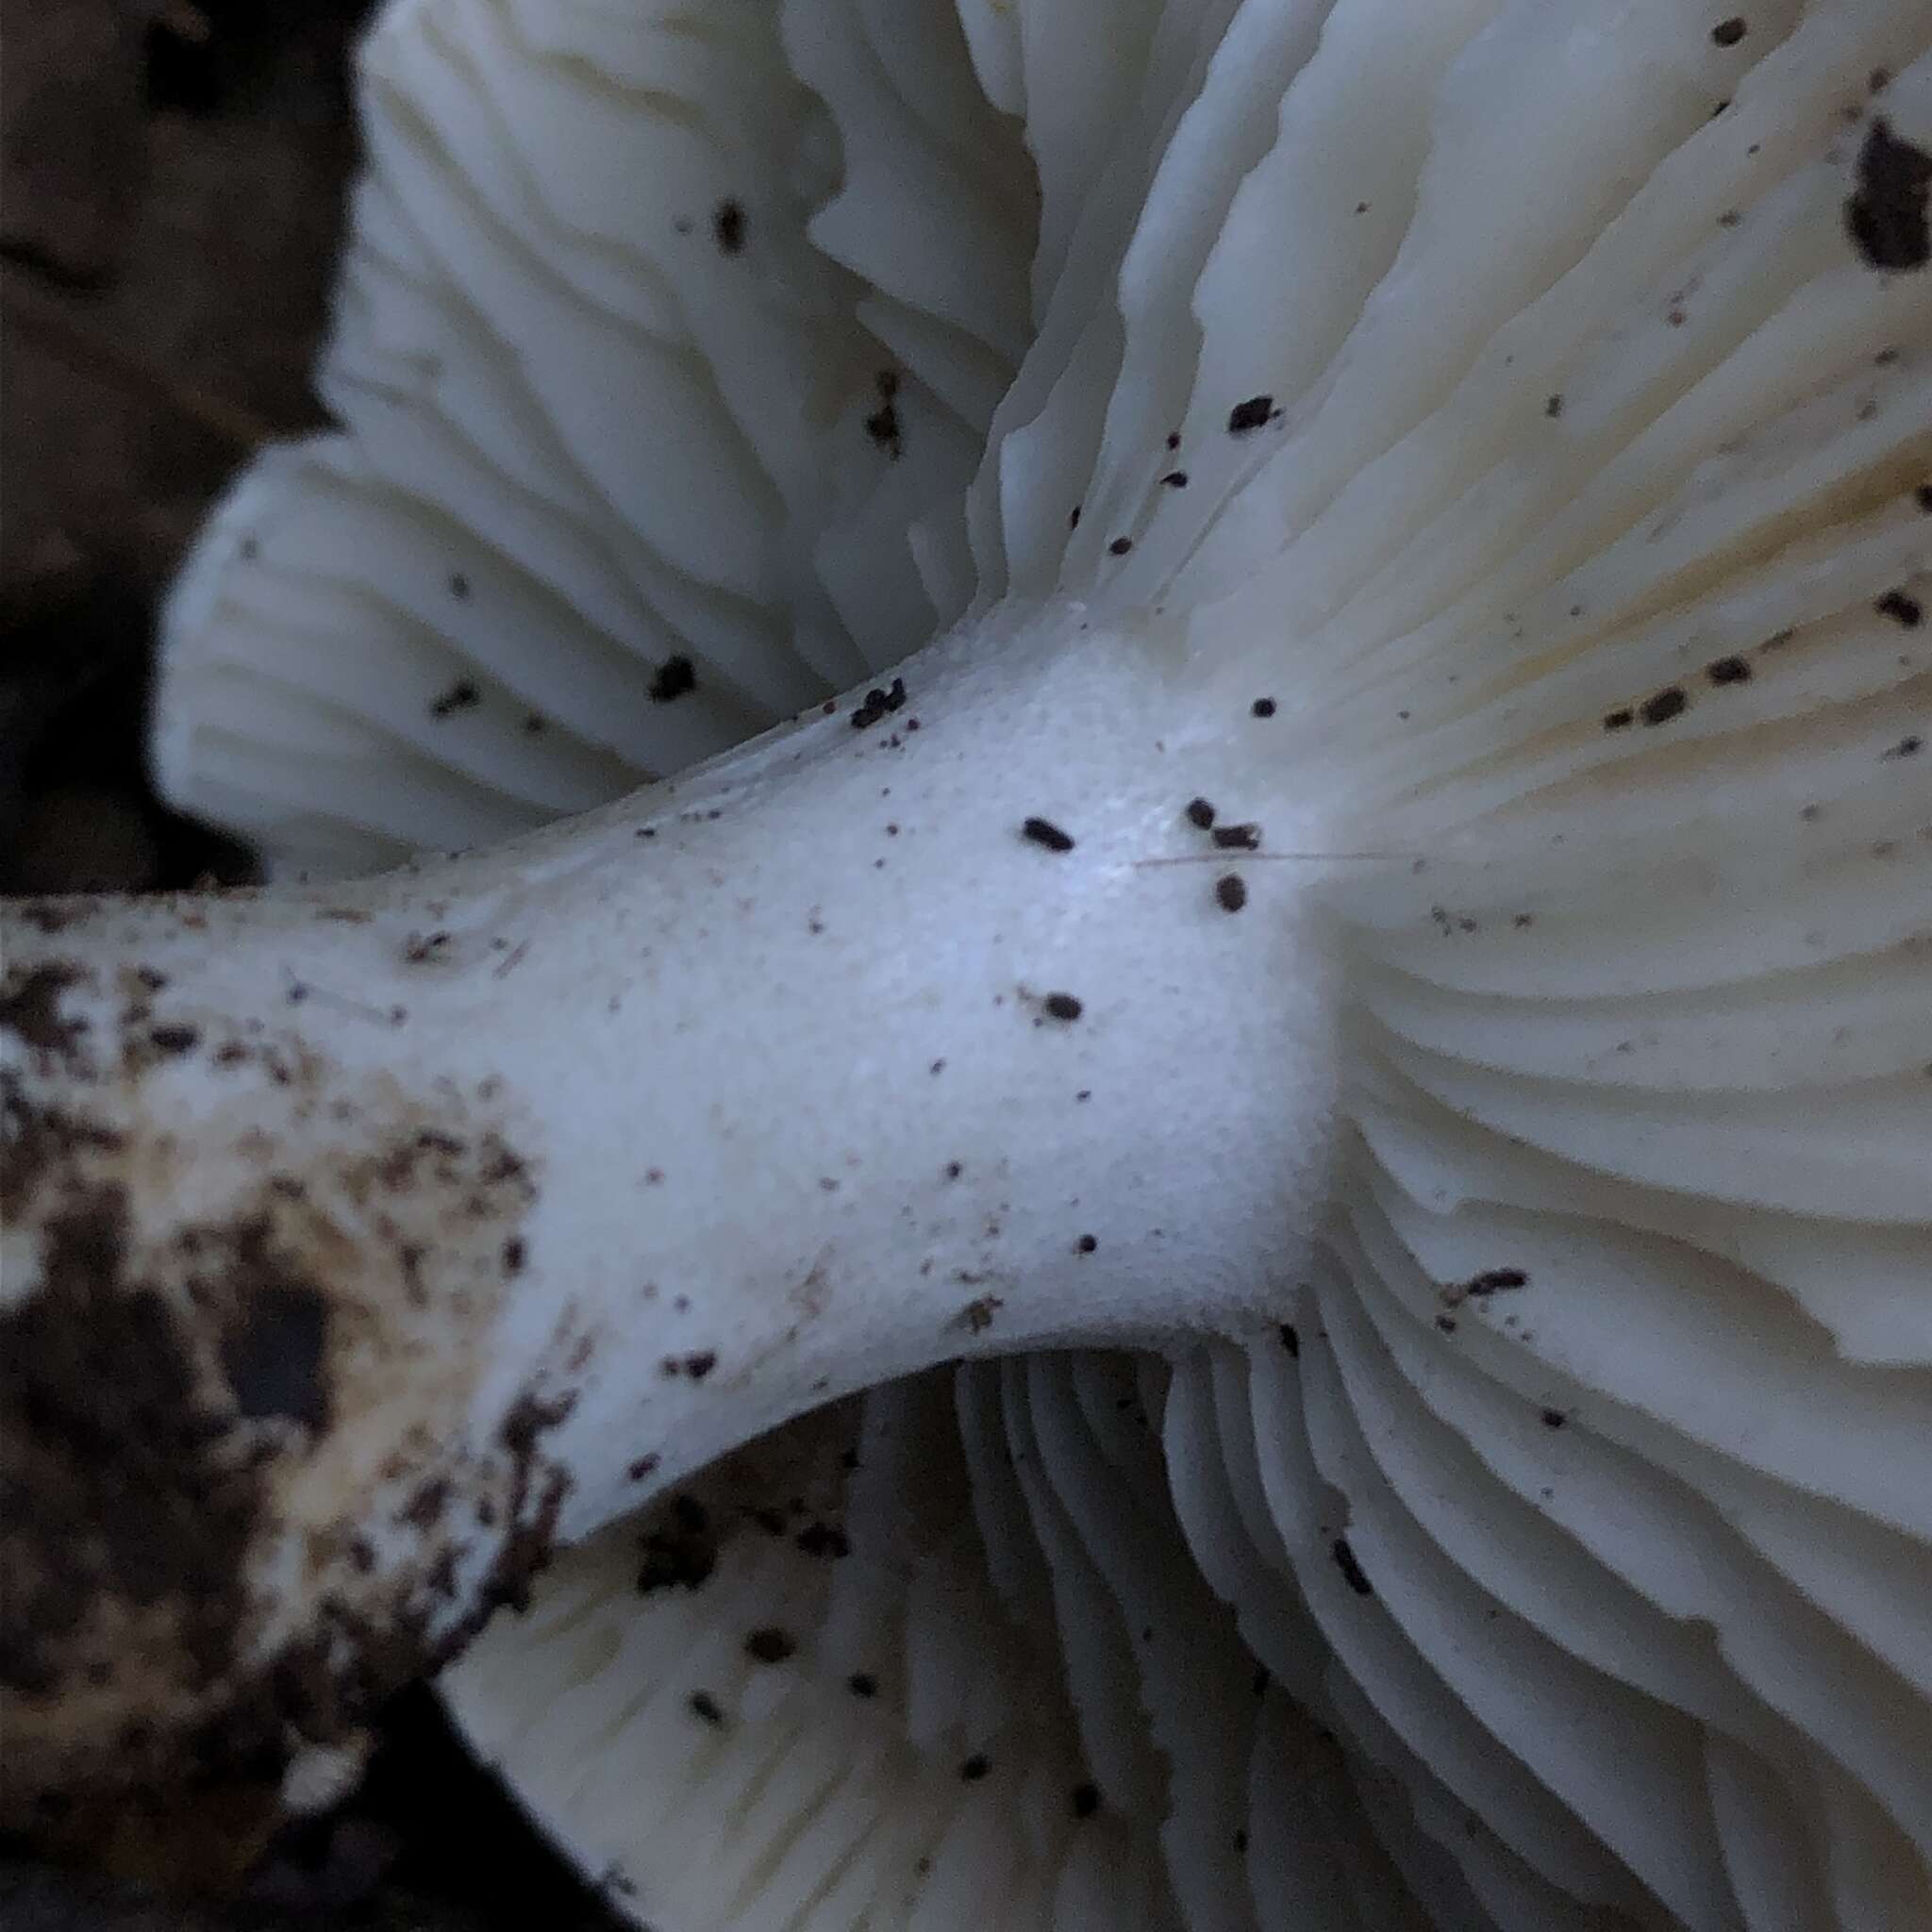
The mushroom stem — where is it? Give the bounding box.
[2,601,1342,1809]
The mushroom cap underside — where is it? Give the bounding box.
[145,0,1932,1927]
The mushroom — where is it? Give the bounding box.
[5,2,1931,1927]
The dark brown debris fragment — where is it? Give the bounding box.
[648,655,697,703]
[712,198,745,255]
[849,677,907,731]
[0,961,91,1070]
[218,1274,331,1431]
[1185,796,1217,829]
[1215,874,1248,913]
[1021,816,1075,853]
[1639,687,1688,727]
[794,1521,849,1560]
[428,681,479,720]
[1710,17,1746,48]
[1041,991,1083,1022]
[1705,655,1752,684]
[1844,118,1932,272]
[1211,822,1260,851]
[1461,1268,1529,1297]
[1874,589,1923,627]
[1331,1537,1374,1597]
[1227,395,1274,434]
[742,1627,795,1665]
[637,1495,717,1595]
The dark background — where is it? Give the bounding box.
[2,4,623,1923]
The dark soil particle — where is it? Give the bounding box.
[1185,796,1217,829]
[1462,1268,1529,1296]
[1021,816,1074,852]
[712,198,745,255]
[1710,17,1746,47]
[427,681,478,720]
[849,677,906,731]
[1705,655,1753,684]
[1915,485,1932,512]
[1071,1782,1101,1819]
[636,1495,717,1595]
[217,1268,331,1431]
[846,1673,877,1698]
[1639,687,1688,726]
[1226,395,1274,434]
[794,1521,849,1560]
[1541,1407,1567,1428]
[742,1627,795,1665]
[1075,1234,1097,1254]
[447,572,469,600]
[1250,696,1275,717]
[1544,393,1563,418]
[0,961,91,1070]
[647,654,697,703]
[0,1182,258,1701]
[1882,735,1922,759]
[1108,536,1133,556]
[1160,470,1188,488]
[1845,118,1932,272]
[689,1690,724,1724]
[1041,991,1083,1022]
[1603,708,1635,731]
[958,1755,991,1782]
[1215,874,1248,913]
[1331,1538,1374,1597]
[1211,822,1260,851]
[146,1023,199,1055]
[1874,589,1923,627]
[1278,1323,1299,1357]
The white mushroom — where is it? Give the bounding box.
[4,2,1931,1928]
